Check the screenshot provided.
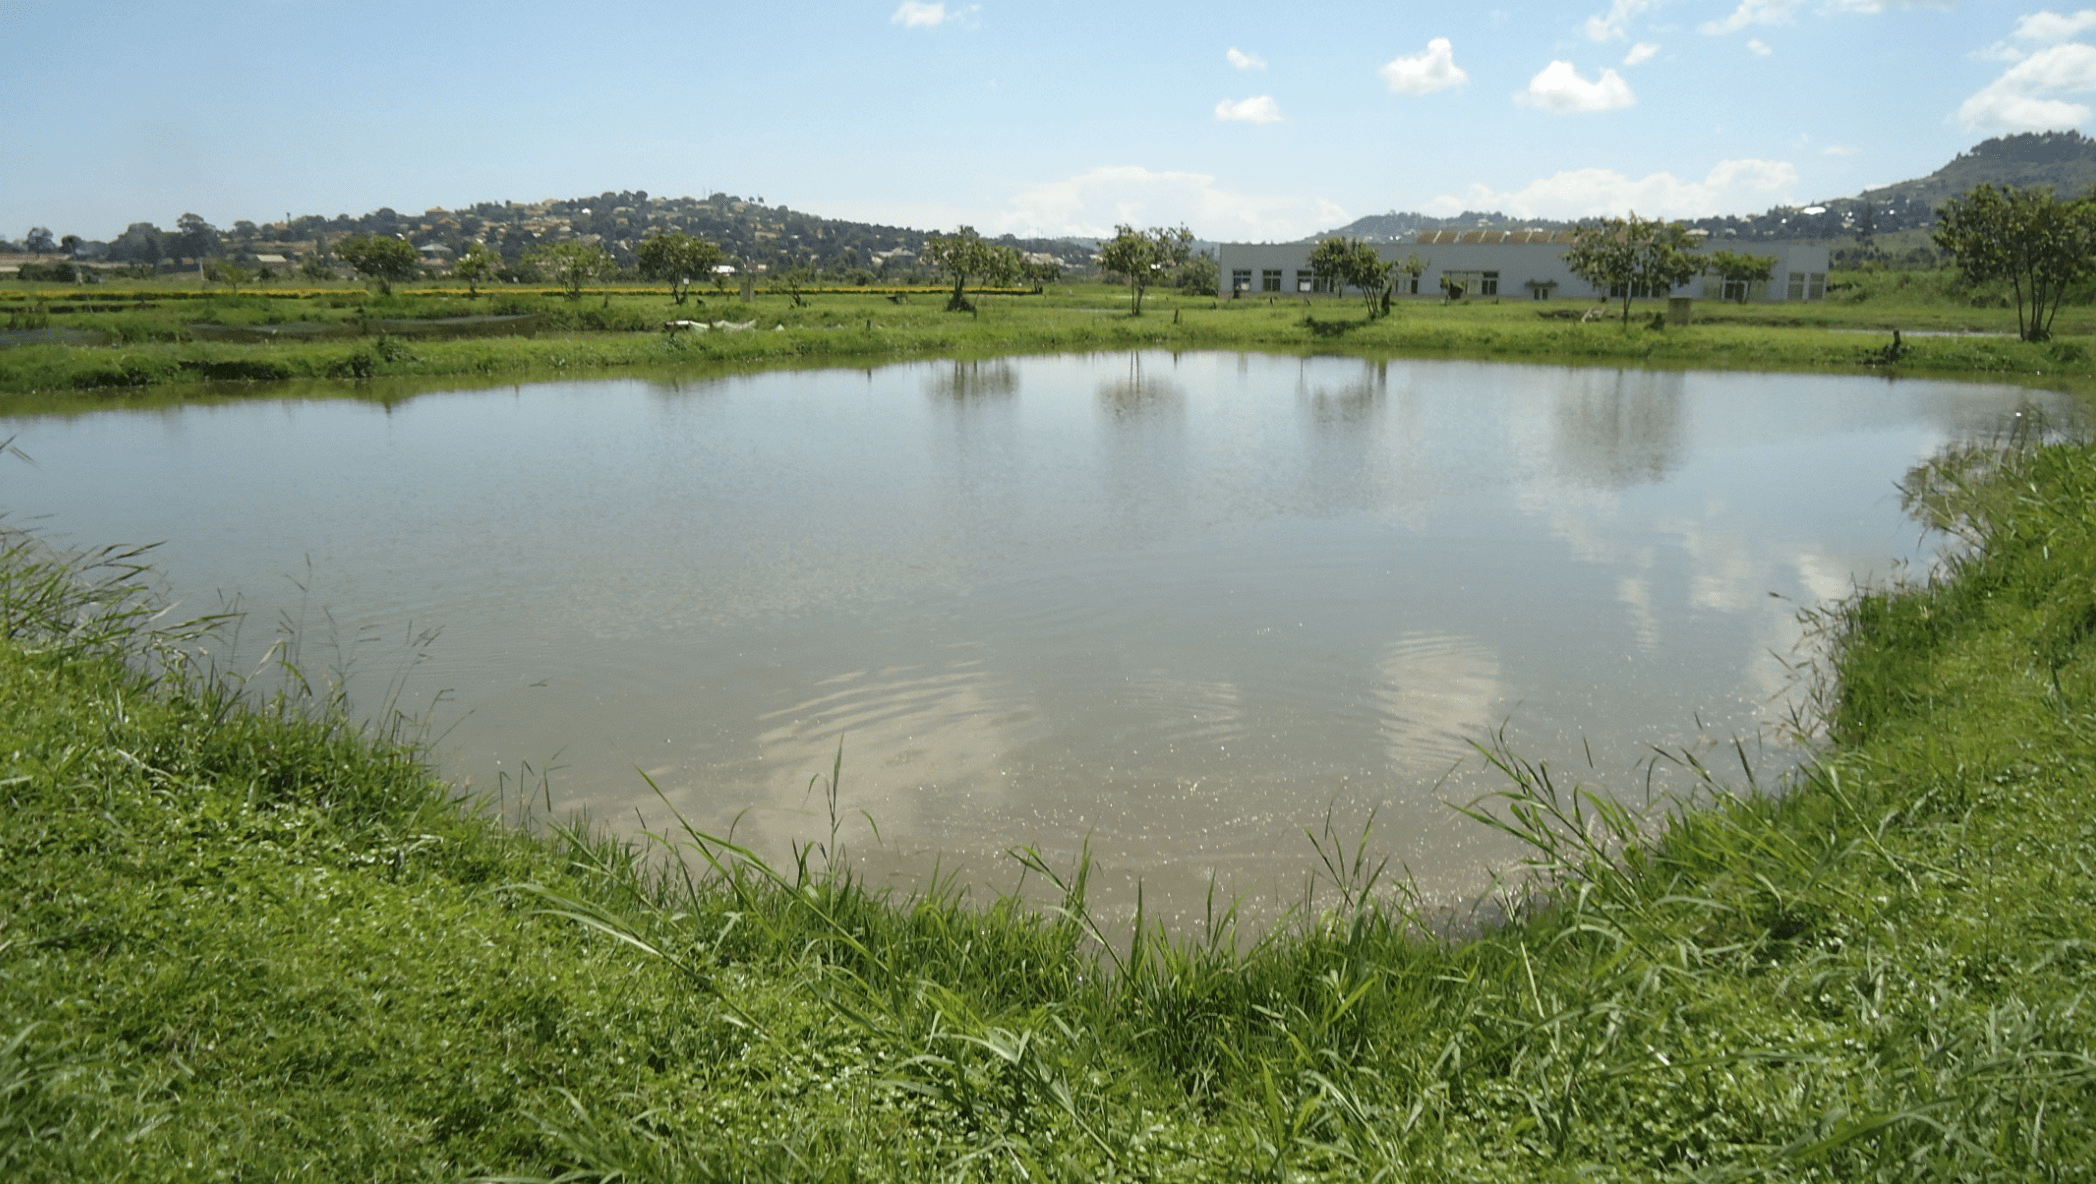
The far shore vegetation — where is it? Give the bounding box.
[5,265,2096,406]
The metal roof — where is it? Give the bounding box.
[1412,229,1580,245]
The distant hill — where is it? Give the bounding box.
[1855,131,2096,210]
[1308,132,2096,249]
[25,132,2096,272]
[24,191,1100,282]
[1316,210,1570,243]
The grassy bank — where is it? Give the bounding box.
[6,429,2096,1177]
[6,278,2096,401]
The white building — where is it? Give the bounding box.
[1217,231,1830,304]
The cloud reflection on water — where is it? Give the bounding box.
[2,352,2072,922]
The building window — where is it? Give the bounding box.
[1296,269,1316,293]
[1806,272,1826,300]
[1721,278,1750,303]
[1407,276,1420,295]
[1440,270,1502,299]
[1526,279,1557,301]
[1261,269,1282,292]
[1231,269,1252,293]
[1608,281,1666,300]
[1786,272,1805,301]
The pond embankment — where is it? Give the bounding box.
[4,427,2095,1175]
[6,284,2096,402]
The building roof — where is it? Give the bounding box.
[1413,229,1580,245]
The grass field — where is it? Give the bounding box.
[5,402,2096,1177]
[5,273,2096,405]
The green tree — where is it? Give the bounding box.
[1701,250,1775,303]
[109,222,165,268]
[525,241,613,300]
[1308,237,1355,299]
[634,232,723,305]
[1310,237,1400,314]
[299,251,335,282]
[1175,251,1218,296]
[921,226,1018,312]
[1098,224,1193,315]
[173,213,220,262]
[333,235,421,296]
[1392,253,1428,305]
[453,241,498,297]
[769,263,816,308]
[1022,256,1063,294]
[1564,213,1702,326]
[1934,183,2096,342]
[24,227,55,255]
[206,259,249,291]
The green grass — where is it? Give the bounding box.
[7,414,2096,1176]
[7,276,2096,404]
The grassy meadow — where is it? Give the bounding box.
[4,271,2096,406]
[5,378,2096,1176]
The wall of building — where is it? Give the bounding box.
[1216,236,1831,304]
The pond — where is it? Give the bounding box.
[2,352,2071,924]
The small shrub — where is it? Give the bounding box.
[189,359,291,382]
[327,352,375,380]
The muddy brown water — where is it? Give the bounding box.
[1,352,2074,926]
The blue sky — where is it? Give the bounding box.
[3,1,2089,242]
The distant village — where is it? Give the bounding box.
[0,190,1909,288]
[0,191,1095,286]
[8,132,2096,285]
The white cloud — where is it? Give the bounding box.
[1976,11,2096,68]
[1623,41,1660,65]
[1515,61,1636,112]
[1585,0,1661,41]
[1959,41,2096,130]
[890,1,978,28]
[1226,47,1266,70]
[1747,38,1774,54]
[1825,0,1957,11]
[2015,9,2096,44]
[1379,37,1469,94]
[1426,158,1799,220]
[992,165,1346,240]
[1703,0,1800,33]
[1706,0,1948,32]
[1214,95,1284,123]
